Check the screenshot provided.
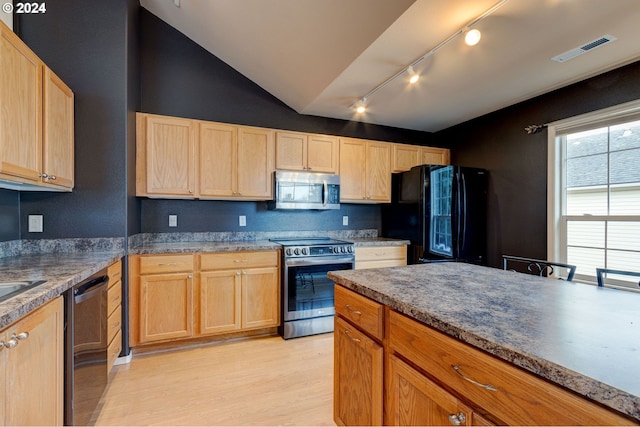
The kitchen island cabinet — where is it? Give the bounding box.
[328,263,640,425]
[1,297,63,426]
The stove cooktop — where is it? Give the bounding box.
[269,238,349,247]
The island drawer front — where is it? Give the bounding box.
[108,330,122,373]
[108,305,122,344]
[388,311,635,426]
[335,285,384,341]
[200,251,278,271]
[107,280,121,316]
[139,254,194,274]
[108,259,122,284]
[355,246,406,261]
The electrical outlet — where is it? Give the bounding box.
[169,215,178,227]
[239,215,247,227]
[342,216,349,226]
[28,215,43,232]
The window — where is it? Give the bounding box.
[548,100,640,291]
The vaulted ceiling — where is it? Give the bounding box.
[140,0,640,132]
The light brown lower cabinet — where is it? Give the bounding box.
[334,285,636,426]
[129,251,279,347]
[107,259,123,373]
[0,297,64,426]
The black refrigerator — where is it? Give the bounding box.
[382,165,487,264]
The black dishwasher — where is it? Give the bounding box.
[64,269,109,426]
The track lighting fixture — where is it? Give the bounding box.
[407,66,420,84]
[464,28,482,46]
[349,0,509,114]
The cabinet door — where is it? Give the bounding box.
[339,138,367,201]
[392,143,421,173]
[139,273,194,343]
[421,147,450,166]
[42,67,74,189]
[275,131,306,171]
[334,316,383,426]
[241,267,279,329]
[365,141,391,202]
[144,115,196,196]
[2,297,63,426]
[387,354,472,426]
[0,23,42,183]
[200,121,237,197]
[199,270,242,335]
[307,134,339,173]
[236,126,274,199]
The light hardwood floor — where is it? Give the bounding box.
[96,334,335,426]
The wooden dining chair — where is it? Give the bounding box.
[595,268,640,288]
[502,255,576,281]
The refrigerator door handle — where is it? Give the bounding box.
[456,172,462,257]
[461,173,467,254]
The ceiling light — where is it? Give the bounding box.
[355,99,367,114]
[464,28,482,46]
[407,66,420,84]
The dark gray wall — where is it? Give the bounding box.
[16,0,138,240]
[0,190,19,241]
[436,60,640,268]
[138,10,436,234]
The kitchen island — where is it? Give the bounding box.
[328,262,640,425]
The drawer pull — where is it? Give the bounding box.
[452,365,498,391]
[344,304,362,315]
[233,259,249,263]
[158,262,178,266]
[448,412,467,426]
[343,329,361,343]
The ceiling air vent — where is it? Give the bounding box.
[552,35,617,63]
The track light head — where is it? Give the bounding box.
[355,98,367,114]
[464,28,482,46]
[407,66,420,84]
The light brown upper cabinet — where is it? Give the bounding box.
[0,21,74,191]
[137,113,274,200]
[392,143,450,173]
[339,138,391,203]
[275,131,338,173]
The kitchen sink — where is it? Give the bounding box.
[0,280,46,302]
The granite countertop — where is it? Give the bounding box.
[0,251,123,329]
[128,240,282,255]
[345,237,410,246]
[328,262,640,421]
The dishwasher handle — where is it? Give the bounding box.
[74,275,109,303]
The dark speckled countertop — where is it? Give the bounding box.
[0,251,123,329]
[328,262,640,421]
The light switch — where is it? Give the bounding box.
[169,215,178,227]
[28,215,43,232]
[239,215,247,227]
[342,216,349,226]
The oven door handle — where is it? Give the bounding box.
[285,256,355,267]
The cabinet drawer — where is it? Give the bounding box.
[108,304,122,344]
[108,330,122,373]
[355,259,407,270]
[108,259,122,284]
[355,245,406,262]
[107,280,121,316]
[139,254,194,274]
[334,285,383,341]
[389,311,634,426]
[200,250,278,271]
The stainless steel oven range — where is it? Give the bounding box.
[270,238,354,339]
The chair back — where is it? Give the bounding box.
[502,255,576,281]
[595,268,640,288]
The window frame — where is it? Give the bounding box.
[547,99,640,288]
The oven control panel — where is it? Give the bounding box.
[284,244,354,258]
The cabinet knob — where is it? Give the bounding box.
[39,173,49,179]
[448,413,466,426]
[49,175,57,181]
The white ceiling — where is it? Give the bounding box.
[140,0,640,132]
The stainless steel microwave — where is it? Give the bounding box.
[269,171,340,210]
